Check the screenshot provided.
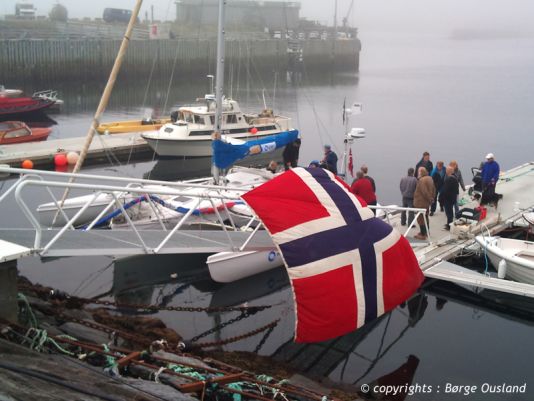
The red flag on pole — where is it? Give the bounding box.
[348,148,354,177]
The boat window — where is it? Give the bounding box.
[184,113,193,123]
[194,114,204,124]
[164,127,174,133]
[4,128,29,138]
[210,116,215,125]
[256,125,277,131]
[226,114,237,124]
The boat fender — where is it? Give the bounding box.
[498,259,507,279]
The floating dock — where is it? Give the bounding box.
[0,133,151,168]
[0,162,532,298]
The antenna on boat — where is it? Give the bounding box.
[262,89,268,110]
[207,75,215,96]
[339,101,365,180]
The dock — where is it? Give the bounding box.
[0,162,533,298]
[0,133,151,168]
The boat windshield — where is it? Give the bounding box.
[4,128,29,138]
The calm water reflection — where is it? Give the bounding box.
[3,31,534,399]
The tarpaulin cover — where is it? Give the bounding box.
[212,129,299,169]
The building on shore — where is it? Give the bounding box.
[175,0,301,31]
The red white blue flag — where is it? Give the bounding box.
[242,167,423,343]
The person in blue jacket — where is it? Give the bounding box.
[320,144,338,174]
[481,153,500,205]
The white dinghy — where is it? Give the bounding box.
[475,236,534,284]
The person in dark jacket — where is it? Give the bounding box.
[415,151,433,178]
[282,138,301,170]
[399,167,417,226]
[430,161,446,215]
[480,153,500,205]
[321,144,338,174]
[449,160,465,217]
[439,166,459,230]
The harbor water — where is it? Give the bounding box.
[2,31,534,399]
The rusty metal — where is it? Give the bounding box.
[179,373,244,393]
[117,351,142,367]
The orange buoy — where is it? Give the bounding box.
[250,127,258,134]
[22,159,34,169]
[54,153,67,167]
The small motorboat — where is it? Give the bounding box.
[0,85,23,98]
[0,96,55,118]
[207,249,283,283]
[0,121,51,145]
[96,117,171,134]
[475,236,534,284]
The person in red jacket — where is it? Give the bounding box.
[351,171,377,214]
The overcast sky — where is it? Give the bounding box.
[2,0,534,34]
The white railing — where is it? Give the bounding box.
[0,167,433,256]
[368,204,432,244]
[0,167,263,256]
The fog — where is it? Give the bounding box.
[2,0,534,35]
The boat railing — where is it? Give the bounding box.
[367,204,432,244]
[0,166,263,256]
[32,90,59,101]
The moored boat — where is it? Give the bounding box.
[96,117,172,134]
[0,85,23,98]
[0,121,51,145]
[207,249,283,283]
[475,235,534,284]
[0,96,55,118]
[141,95,293,157]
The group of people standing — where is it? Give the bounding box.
[403,151,499,240]
[279,141,501,242]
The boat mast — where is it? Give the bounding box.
[53,0,143,223]
[213,0,226,185]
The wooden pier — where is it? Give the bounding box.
[0,133,151,168]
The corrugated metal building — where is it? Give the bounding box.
[175,0,301,31]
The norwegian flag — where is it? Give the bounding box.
[348,148,354,177]
[242,167,423,343]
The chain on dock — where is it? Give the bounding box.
[19,280,274,314]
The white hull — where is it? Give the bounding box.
[144,131,287,158]
[476,236,534,284]
[38,193,115,227]
[207,249,283,283]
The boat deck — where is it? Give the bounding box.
[0,132,151,168]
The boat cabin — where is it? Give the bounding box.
[0,122,31,139]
